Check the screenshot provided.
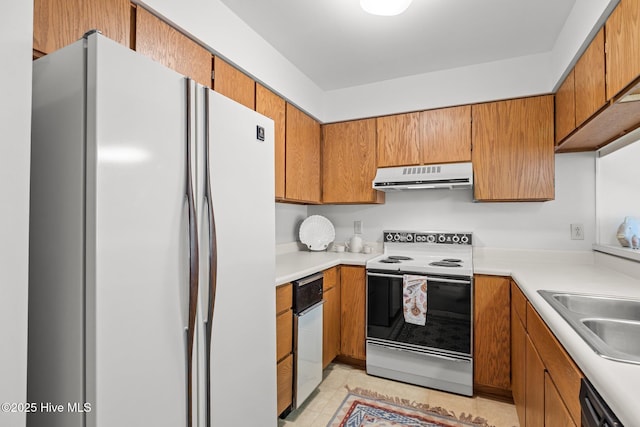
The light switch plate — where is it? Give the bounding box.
[354,220,363,234]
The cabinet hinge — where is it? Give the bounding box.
[211,69,215,81]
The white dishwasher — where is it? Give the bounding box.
[292,272,324,409]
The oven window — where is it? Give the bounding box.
[367,274,471,355]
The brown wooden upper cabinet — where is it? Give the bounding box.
[555,28,606,145]
[575,28,606,126]
[472,95,554,201]
[285,104,321,203]
[213,57,255,110]
[134,6,212,88]
[256,84,286,200]
[377,112,421,167]
[606,0,640,100]
[555,70,576,143]
[376,107,471,168]
[34,0,130,56]
[420,105,472,164]
[322,119,385,204]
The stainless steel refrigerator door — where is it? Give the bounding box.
[85,34,194,427]
[200,90,277,427]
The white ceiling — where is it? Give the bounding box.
[219,0,577,91]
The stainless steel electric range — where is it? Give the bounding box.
[365,230,474,396]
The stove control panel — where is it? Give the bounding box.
[383,231,472,245]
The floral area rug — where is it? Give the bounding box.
[326,387,495,427]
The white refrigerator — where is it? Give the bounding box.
[28,32,277,427]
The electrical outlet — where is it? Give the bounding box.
[354,220,363,234]
[571,223,584,240]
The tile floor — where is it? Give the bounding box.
[278,363,520,427]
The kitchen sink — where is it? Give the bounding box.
[581,318,640,356]
[551,293,640,321]
[538,290,640,364]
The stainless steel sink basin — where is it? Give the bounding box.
[551,293,640,321]
[581,318,640,356]
[538,290,640,364]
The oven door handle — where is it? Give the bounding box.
[366,272,470,285]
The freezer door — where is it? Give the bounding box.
[201,90,277,427]
[85,34,195,427]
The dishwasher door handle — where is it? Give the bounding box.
[296,300,325,317]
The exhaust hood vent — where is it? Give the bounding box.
[373,162,473,191]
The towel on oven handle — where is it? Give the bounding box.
[403,275,427,326]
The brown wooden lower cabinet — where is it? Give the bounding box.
[340,266,366,361]
[275,283,293,416]
[511,283,527,426]
[525,334,545,427]
[276,354,293,415]
[545,373,576,427]
[511,281,584,427]
[323,267,341,368]
[473,275,511,396]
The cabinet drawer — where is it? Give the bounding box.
[276,354,293,415]
[323,266,339,291]
[276,309,293,362]
[527,303,582,425]
[511,280,527,327]
[276,283,292,314]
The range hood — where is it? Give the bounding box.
[372,162,473,191]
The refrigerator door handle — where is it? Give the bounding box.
[203,87,218,427]
[185,77,199,427]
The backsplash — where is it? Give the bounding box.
[277,152,596,251]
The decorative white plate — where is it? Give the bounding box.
[299,215,335,251]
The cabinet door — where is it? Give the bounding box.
[323,268,341,368]
[575,28,606,126]
[322,119,384,204]
[213,57,255,110]
[420,105,471,164]
[285,104,321,203]
[525,334,545,427]
[545,373,577,427]
[134,6,212,88]
[511,301,526,427]
[276,354,293,415]
[555,70,576,144]
[256,84,286,200]
[473,275,511,395]
[377,112,421,167]
[340,266,366,361]
[34,0,130,55]
[472,95,554,201]
[606,0,640,99]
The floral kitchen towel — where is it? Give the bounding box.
[403,275,427,326]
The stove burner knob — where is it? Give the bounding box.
[406,234,413,242]
[438,234,446,242]
[426,234,435,243]
[452,235,460,243]
[394,233,401,241]
[461,235,469,243]
[385,233,393,241]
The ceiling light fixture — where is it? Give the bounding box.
[360,0,413,16]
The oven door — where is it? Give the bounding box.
[366,270,472,357]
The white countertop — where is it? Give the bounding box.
[275,248,379,286]
[276,245,640,426]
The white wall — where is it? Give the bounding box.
[307,153,596,250]
[0,2,32,427]
[136,0,324,119]
[275,203,308,244]
[596,141,640,245]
